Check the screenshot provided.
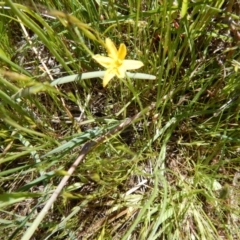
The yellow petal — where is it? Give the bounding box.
[115,64,126,78]
[92,55,112,68]
[122,60,144,70]
[103,70,115,87]
[118,43,127,60]
[105,38,118,59]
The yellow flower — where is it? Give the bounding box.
[92,38,144,87]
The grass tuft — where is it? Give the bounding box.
[0,0,240,239]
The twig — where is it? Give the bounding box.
[18,17,76,128]
[21,103,156,240]
[18,17,53,81]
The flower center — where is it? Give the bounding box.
[114,59,122,67]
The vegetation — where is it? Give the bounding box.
[0,0,240,239]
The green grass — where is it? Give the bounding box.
[0,0,240,239]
